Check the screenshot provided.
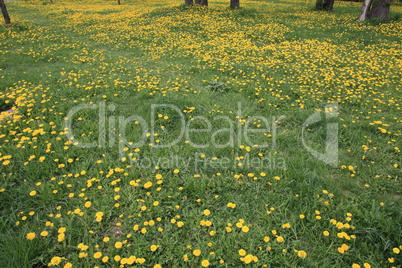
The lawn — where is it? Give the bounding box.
[0,0,401,267]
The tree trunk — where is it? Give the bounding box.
[358,0,372,21]
[185,0,194,5]
[368,0,392,19]
[195,0,207,6]
[315,0,334,11]
[117,0,121,5]
[326,0,334,11]
[230,0,240,9]
[0,0,11,26]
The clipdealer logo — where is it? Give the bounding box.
[64,102,338,168]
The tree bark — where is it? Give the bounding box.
[195,0,207,6]
[358,0,372,21]
[368,0,392,19]
[315,0,334,11]
[117,0,121,5]
[0,0,10,26]
[185,0,194,5]
[230,0,240,9]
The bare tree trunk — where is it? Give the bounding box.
[185,0,194,5]
[315,0,334,11]
[117,0,121,5]
[358,0,372,21]
[326,0,334,11]
[230,0,240,9]
[195,0,207,5]
[368,0,392,19]
[0,0,11,26]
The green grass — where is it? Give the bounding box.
[0,0,401,267]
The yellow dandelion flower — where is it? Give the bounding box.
[297,250,307,259]
[26,232,36,240]
[40,231,48,237]
[242,254,253,264]
[93,252,102,259]
[95,212,104,217]
[238,249,246,256]
[276,236,284,243]
[341,244,349,251]
[193,249,201,256]
[201,260,210,267]
[57,233,65,242]
[242,226,249,233]
[144,181,152,189]
[48,256,62,266]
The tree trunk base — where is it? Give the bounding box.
[230,0,240,9]
[195,0,208,6]
[359,0,392,21]
[315,0,334,11]
[368,0,392,19]
[0,0,11,25]
[358,0,372,21]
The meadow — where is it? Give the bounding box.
[0,0,401,267]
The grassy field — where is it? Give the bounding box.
[0,0,401,267]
